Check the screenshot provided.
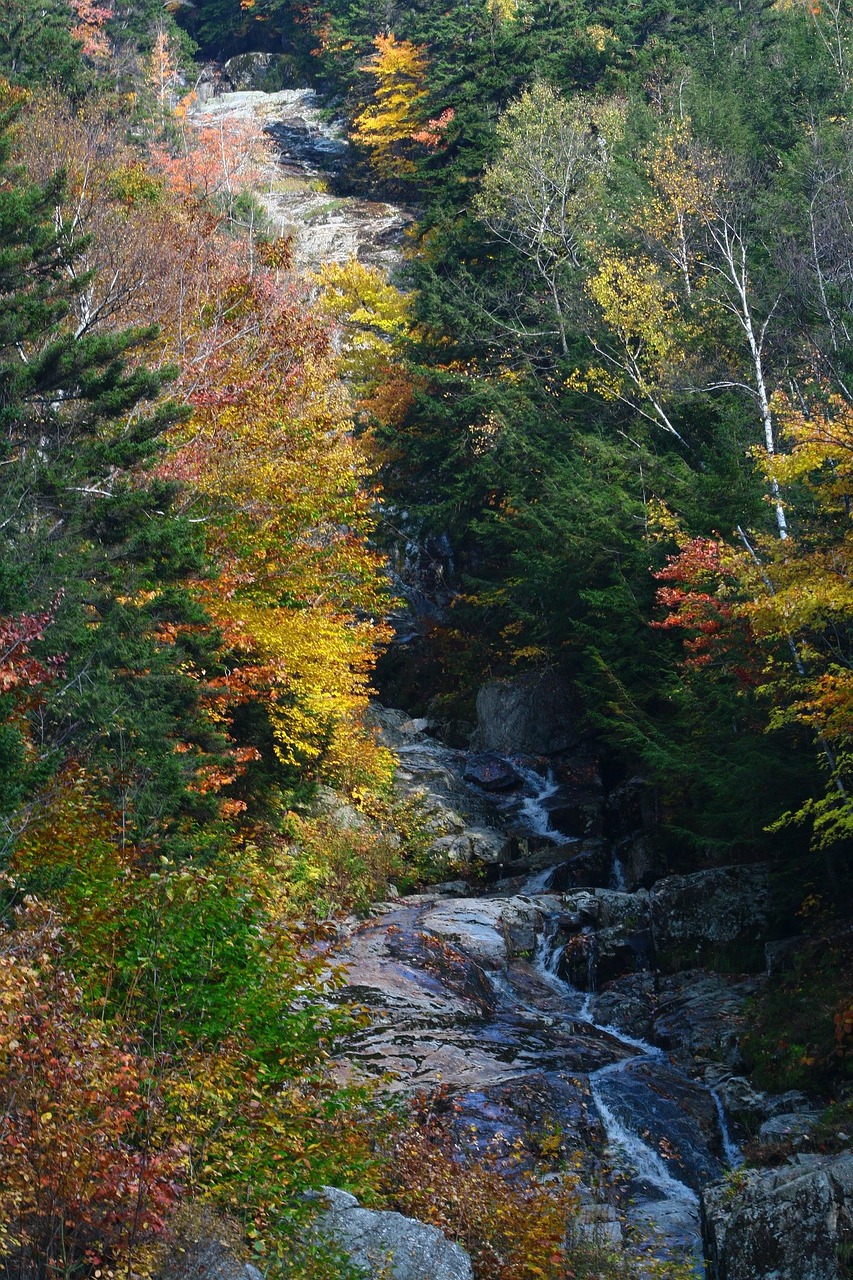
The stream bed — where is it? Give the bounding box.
[329,715,749,1272]
[191,88,413,273]
[330,883,728,1269]
[187,88,747,1272]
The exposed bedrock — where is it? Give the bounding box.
[702,1153,853,1280]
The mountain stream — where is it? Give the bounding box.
[189,87,744,1272]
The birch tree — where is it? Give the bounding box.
[691,151,791,538]
[627,126,794,535]
[474,81,624,357]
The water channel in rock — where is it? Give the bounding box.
[331,711,743,1273]
[191,88,414,274]
[189,87,743,1273]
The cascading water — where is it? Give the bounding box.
[610,853,628,891]
[523,865,558,893]
[711,1087,743,1168]
[194,85,736,1274]
[526,899,739,1270]
[514,763,577,846]
[590,1061,701,1204]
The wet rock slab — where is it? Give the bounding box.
[452,1070,605,1166]
[190,90,414,274]
[332,899,633,1095]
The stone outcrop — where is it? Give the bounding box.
[589,972,656,1042]
[650,864,772,962]
[418,895,545,967]
[311,1187,474,1280]
[706,1074,822,1146]
[474,669,577,755]
[613,832,667,891]
[702,1153,853,1280]
[552,888,653,988]
[159,1236,261,1280]
[222,52,295,90]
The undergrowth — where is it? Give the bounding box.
[741,898,853,1096]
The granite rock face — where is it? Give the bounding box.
[650,864,772,960]
[702,1153,853,1280]
[311,1187,474,1280]
[474,670,577,755]
[222,51,279,88]
[653,969,762,1068]
[157,1218,263,1280]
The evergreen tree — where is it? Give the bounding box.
[0,89,230,852]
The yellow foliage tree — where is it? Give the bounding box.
[352,34,431,180]
[312,257,416,428]
[167,273,393,787]
[571,251,695,445]
[641,119,719,298]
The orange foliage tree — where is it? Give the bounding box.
[0,903,182,1280]
[163,265,393,785]
[654,389,853,850]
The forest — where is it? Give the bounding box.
[0,0,851,1277]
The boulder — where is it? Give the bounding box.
[560,888,650,932]
[367,706,434,750]
[314,785,370,831]
[702,1153,853,1280]
[757,1110,821,1145]
[539,785,604,838]
[554,889,653,987]
[463,751,522,792]
[703,1074,773,1131]
[157,1211,263,1280]
[474,669,577,755]
[650,864,772,961]
[222,52,297,91]
[433,879,472,897]
[312,1187,474,1280]
[420,895,545,968]
[595,924,655,984]
[428,825,514,866]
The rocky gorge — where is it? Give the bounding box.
[176,81,852,1280]
[345,701,848,1277]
